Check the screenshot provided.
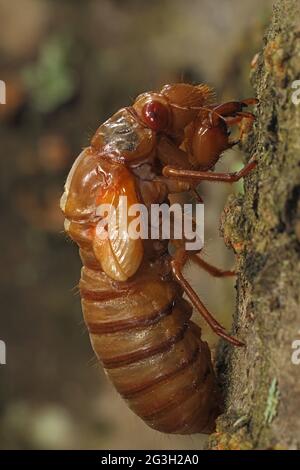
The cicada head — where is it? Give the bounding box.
[133,84,215,137]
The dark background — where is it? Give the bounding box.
[0,0,272,449]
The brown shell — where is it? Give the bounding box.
[61,93,222,434]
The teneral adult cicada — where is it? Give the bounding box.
[61,83,257,434]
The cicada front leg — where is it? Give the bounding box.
[162,157,257,183]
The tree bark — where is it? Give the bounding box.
[209,0,300,450]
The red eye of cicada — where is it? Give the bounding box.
[142,101,169,131]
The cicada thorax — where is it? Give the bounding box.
[91,107,156,165]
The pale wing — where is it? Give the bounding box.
[92,165,143,282]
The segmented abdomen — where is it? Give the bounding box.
[79,249,221,434]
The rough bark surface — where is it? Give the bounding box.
[209,0,300,450]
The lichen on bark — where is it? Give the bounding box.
[209,0,300,450]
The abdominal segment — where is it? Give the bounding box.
[80,256,221,434]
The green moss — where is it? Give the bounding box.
[22,34,77,113]
[264,378,280,425]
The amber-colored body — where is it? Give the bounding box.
[61,84,257,434]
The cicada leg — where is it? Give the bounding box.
[212,99,258,118]
[163,156,257,183]
[191,253,236,278]
[170,247,244,347]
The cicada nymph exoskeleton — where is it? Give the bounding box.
[61,83,257,434]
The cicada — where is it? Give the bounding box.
[61,83,257,434]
